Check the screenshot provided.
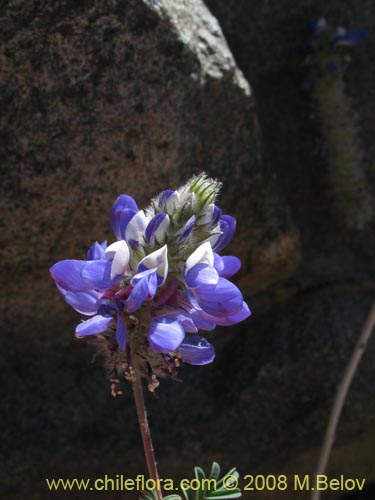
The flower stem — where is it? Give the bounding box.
[311,301,375,500]
[132,373,163,500]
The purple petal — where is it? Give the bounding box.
[64,290,99,315]
[158,189,174,207]
[213,254,224,274]
[179,336,215,365]
[119,208,137,240]
[110,194,138,239]
[185,264,219,288]
[116,315,127,351]
[145,213,168,243]
[159,310,198,333]
[214,301,251,325]
[125,270,157,312]
[212,215,236,252]
[215,253,242,278]
[81,260,119,290]
[210,205,222,226]
[195,278,243,316]
[195,300,251,326]
[50,260,88,292]
[128,238,140,248]
[148,318,185,353]
[75,315,113,336]
[131,268,158,290]
[177,215,196,242]
[111,194,138,214]
[174,314,197,333]
[220,256,241,278]
[179,295,217,331]
[332,28,367,47]
[125,281,149,312]
[188,310,216,331]
[87,241,107,260]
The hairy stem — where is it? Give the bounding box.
[132,373,163,500]
[311,301,375,500]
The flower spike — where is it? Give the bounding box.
[50,173,250,392]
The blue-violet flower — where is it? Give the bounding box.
[50,173,250,393]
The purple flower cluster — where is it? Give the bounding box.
[308,17,367,47]
[50,174,250,375]
[306,18,367,77]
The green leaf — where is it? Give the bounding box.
[206,489,242,499]
[209,463,221,481]
[164,462,241,500]
[215,469,239,490]
[194,467,206,481]
[139,490,159,500]
[193,466,207,500]
[180,484,191,500]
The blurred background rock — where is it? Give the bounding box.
[0,0,374,498]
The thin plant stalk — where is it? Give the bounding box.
[132,373,163,500]
[311,301,375,500]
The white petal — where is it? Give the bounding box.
[154,214,170,244]
[189,192,198,211]
[197,204,215,225]
[125,210,149,244]
[105,240,130,279]
[138,245,168,285]
[165,191,180,213]
[185,242,214,274]
[204,221,221,247]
